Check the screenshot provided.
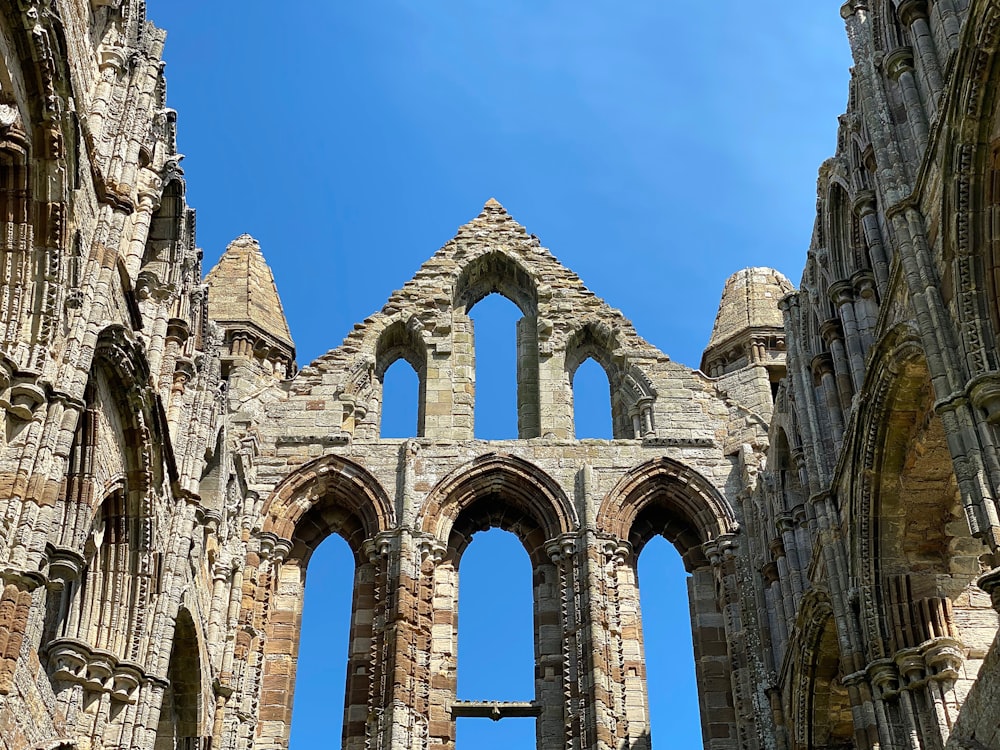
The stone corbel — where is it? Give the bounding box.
[978,567,1000,614]
[866,657,900,699]
[0,371,47,422]
[544,533,578,564]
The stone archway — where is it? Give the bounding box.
[594,458,742,750]
[417,453,577,750]
[248,454,396,750]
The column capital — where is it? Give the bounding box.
[545,533,578,563]
[897,0,929,25]
[810,351,836,379]
[819,317,845,345]
[829,279,856,307]
[852,189,878,218]
[884,47,916,80]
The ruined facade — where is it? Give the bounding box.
[0,1,999,749]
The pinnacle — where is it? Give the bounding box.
[484,197,503,209]
[229,233,260,248]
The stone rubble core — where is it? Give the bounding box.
[0,2,998,750]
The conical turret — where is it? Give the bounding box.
[701,267,792,380]
[206,234,296,378]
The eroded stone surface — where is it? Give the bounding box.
[0,3,998,750]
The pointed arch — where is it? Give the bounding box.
[564,321,657,439]
[375,318,428,437]
[852,326,997,685]
[453,250,538,316]
[785,589,853,750]
[261,453,394,559]
[155,607,207,749]
[597,457,737,570]
[419,452,576,559]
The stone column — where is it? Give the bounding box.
[854,192,890,298]
[885,48,929,153]
[582,535,648,750]
[852,271,879,354]
[811,353,845,449]
[820,317,855,412]
[516,315,541,438]
[546,534,587,750]
[897,0,944,100]
[780,293,827,492]
[830,281,868,392]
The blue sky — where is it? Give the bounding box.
[147,2,852,747]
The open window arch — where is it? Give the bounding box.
[254,454,395,750]
[418,453,577,748]
[453,251,541,438]
[596,458,741,748]
[155,607,208,749]
[374,318,428,437]
[564,322,657,439]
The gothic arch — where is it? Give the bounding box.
[419,452,576,559]
[251,455,396,749]
[785,589,853,750]
[851,327,997,743]
[43,327,166,717]
[262,453,395,559]
[154,607,207,749]
[453,250,538,316]
[597,457,737,569]
[374,318,428,437]
[417,453,577,748]
[563,321,657,438]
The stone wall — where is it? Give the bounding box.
[0,2,1000,750]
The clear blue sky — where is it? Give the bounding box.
[147,2,851,747]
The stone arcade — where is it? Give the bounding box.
[0,1,999,749]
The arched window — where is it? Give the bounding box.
[290,534,355,746]
[456,528,535,746]
[469,293,522,439]
[572,356,613,438]
[380,358,421,438]
[375,320,427,437]
[155,609,205,749]
[638,536,702,748]
[453,251,540,439]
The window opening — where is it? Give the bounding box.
[457,528,535,747]
[380,357,420,438]
[637,536,703,748]
[469,294,522,439]
[572,356,612,438]
[289,533,355,748]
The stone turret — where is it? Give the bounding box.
[206,234,296,378]
[702,267,792,379]
[701,267,792,420]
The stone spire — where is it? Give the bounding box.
[701,267,793,378]
[206,234,295,377]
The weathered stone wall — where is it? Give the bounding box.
[2,2,1000,750]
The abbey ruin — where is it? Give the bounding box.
[0,0,998,748]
